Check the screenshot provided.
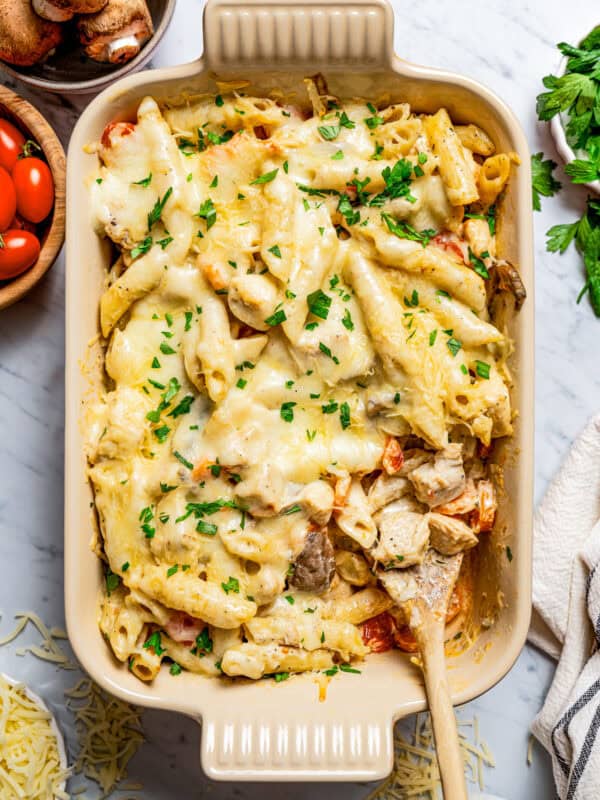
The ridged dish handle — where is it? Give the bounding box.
[198,704,395,780]
[203,0,394,70]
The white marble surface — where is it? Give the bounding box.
[1,0,598,796]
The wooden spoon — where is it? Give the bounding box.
[379,550,467,800]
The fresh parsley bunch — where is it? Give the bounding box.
[537,25,600,184]
[534,26,600,316]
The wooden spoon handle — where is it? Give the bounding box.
[418,623,468,800]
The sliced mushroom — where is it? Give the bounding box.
[289,530,335,594]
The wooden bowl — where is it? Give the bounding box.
[0,85,65,310]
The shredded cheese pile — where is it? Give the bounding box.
[0,674,70,800]
[0,612,77,670]
[366,713,495,799]
[0,611,146,797]
[65,679,144,794]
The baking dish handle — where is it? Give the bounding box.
[198,705,395,781]
[203,0,394,70]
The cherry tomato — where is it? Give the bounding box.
[12,157,54,224]
[9,213,36,234]
[0,166,17,232]
[0,119,25,172]
[0,230,40,279]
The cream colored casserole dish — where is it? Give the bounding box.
[65,0,534,781]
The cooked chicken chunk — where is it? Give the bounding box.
[295,480,335,526]
[427,512,478,555]
[370,508,430,568]
[227,273,280,332]
[290,530,335,594]
[408,443,465,507]
[368,473,411,513]
[235,463,284,517]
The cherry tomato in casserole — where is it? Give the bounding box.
[0,230,40,279]
[12,157,54,224]
[0,166,17,232]
[0,120,26,173]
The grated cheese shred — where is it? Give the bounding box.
[65,679,144,795]
[0,611,146,797]
[366,713,495,799]
[0,675,70,800]
[0,612,77,670]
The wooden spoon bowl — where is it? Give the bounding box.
[0,85,65,310]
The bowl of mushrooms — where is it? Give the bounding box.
[0,0,176,94]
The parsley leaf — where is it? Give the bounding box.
[251,168,279,185]
[307,289,332,320]
[342,308,354,331]
[381,213,435,246]
[264,308,287,327]
[221,576,240,595]
[147,187,173,230]
[133,173,152,187]
[197,198,216,229]
[318,125,340,141]
[531,152,562,211]
[280,401,297,423]
[340,401,351,429]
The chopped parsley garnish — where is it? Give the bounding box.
[531,152,562,211]
[381,213,436,246]
[221,576,240,594]
[364,102,384,129]
[132,173,152,187]
[130,236,153,260]
[280,401,297,422]
[170,662,183,675]
[153,424,170,442]
[167,564,179,578]
[404,289,419,308]
[251,168,279,185]
[264,308,286,327]
[475,360,491,379]
[160,341,176,355]
[468,247,490,279]
[168,395,194,418]
[285,595,295,605]
[306,429,317,441]
[209,175,218,188]
[236,378,247,389]
[106,570,120,595]
[339,111,355,129]
[321,399,339,414]
[332,150,344,160]
[122,561,130,572]
[147,187,173,230]
[305,321,319,331]
[206,129,234,146]
[465,205,496,236]
[143,630,165,655]
[393,392,401,404]
[274,672,290,682]
[160,482,177,493]
[339,664,361,674]
[193,628,213,655]
[376,158,416,203]
[340,401,351,430]
[446,337,463,357]
[197,198,216,230]
[429,329,438,346]
[184,311,193,331]
[506,545,513,562]
[320,631,325,643]
[215,94,224,106]
[268,244,282,258]
[317,124,340,141]
[337,193,360,226]
[285,289,296,299]
[157,236,173,250]
[196,520,218,536]
[341,308,354,331]
[174,451,194,470]
[319,342,339,363]
[307,289,332,320]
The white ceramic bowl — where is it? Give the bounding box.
[549,56,600,195]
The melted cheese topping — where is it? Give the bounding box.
[87,85,516,682]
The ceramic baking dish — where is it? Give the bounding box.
[65,0,534,781]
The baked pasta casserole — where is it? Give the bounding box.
[86,78,525,682]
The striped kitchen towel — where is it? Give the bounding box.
[529,414,600,800]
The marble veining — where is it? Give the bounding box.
[1,0,598,796]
